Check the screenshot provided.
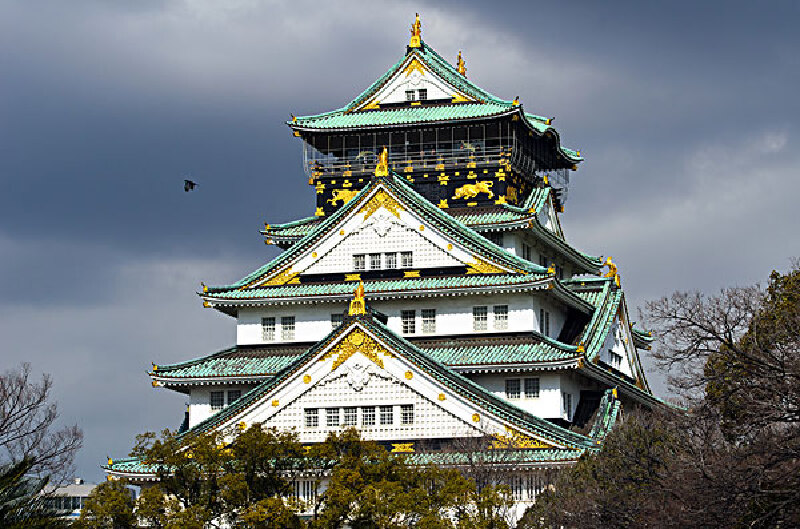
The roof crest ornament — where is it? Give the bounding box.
[375,147,389,177]
[457,50,467,77]
[409,13,422,49]
[349,281,366,316]
[603,256,621,287]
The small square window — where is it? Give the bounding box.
[505,379,521,399]
[261,317,276,341]
[326,407,340,427]
[281,316,295,341]
[362,406,376,426]
[380,405,393,425]
[369,253,382,270]
[401,310,416,334]
[524,378,540,398]
[343,407,358,426]
[353,254,366,271]
[401,404,414,425]
[210,391,225,410]
[473,306,488,331]
[406,90,416,101]
[227,390,241,404]
[331,312,344,330]
[305,408,319,428]
[493,305,508,330]
[418,89,427,100]
[384,253,397,269]
[421,309,436,334]
[401,251,413,268]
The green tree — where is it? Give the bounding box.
[75,479,135,529]
[0,457,67,529]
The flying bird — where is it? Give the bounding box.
[184,179,198,192]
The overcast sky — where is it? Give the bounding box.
[1,0,798,482]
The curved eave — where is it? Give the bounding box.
[580,361,670,410]
[152,375,272,386]
[452,357,581,373]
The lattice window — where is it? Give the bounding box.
[369,253,382,270]
[281,316,295,341]
[539,309,550,336]
[353,254,366,271]
[524,378,540,399]
[421,309,436,334]
[609,351,622,369]
[505,379,520,399]
[473,306,488,331]
[210,391,224,410]
[227,390,241,404]
[384,252,397,269]
[406,90,415,101]
[331,312,344,330]
[325,407,340,427]
[401,251,413,268]
[401,310,416,334]
[493,305,508,330]
[261,317,276,341]
[418,88,427,101]
[362,406,376,426]
[380,405,393,425]
[343,407,357,426]
[304,408,318,428]
[401,404,414,425]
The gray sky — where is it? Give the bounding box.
[1,0,798,482]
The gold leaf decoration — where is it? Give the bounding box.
[358,190,404,220]
[491,427,553,450]
[466,256,506,275]
[319,328,386,371]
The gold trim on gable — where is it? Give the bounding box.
[358,189,404,220]
[320,328,386,371]
[491,426,553,450]
[466,256,506,275]
[249,268,299,289]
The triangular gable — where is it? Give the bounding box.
[205,174,545,293]
[188,313,598,451]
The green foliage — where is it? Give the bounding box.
[75,479,136,529]
[0,457,67,529]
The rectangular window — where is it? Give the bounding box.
[486,232,503,246]
[343,407,358,426]
[539,255,548,268]
[609,351,623,369]
[421,308,436,334]
[401,404,414,425]
[353,254,366,271]
[210,391,225,410]
[539,309,550,336]
[563,393,573,421]
[493,305,508,330]
[331,312,344,330]
[380,405,393,425]
[227,390,241,404]
[405,90,416,101]
[401,310,416,334]
[522,243,532,261]
[401,251,413,268]
[473,306,488,331]
[524,378,540,398]
[261,317,276,341]
[304,408,319,428]
[362,406,376,426]
[505,379,521,399]
[281,316,295,341]
[384,252,397,269]
[326,407,340,427]
[418,88,428,100]
[369,253,382,270]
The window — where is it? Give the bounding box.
[401,310,416,334]
[401,251,413,268]
[326,407,340,427]
[380,405,393,425]
[609,351,623,369]
[227,390,241,404]
[524,377,540,398]
[422,309,436,334]
[353,254,366,271]
[418,88,428,100]
[210,391,224,410]
[406,90,416,101]
[473,306,488,331]
[362,406,376,426]
[493,305,508,330]
[384,252,397,269]
[539,255,548,268]
[555,264,564,280]
[401,404,414,425]
[369,253,382,270]
[522,243,532,261]
[563,393,573,421]
[261,317,276,341]
[505,379,521,399]
[305,408,319,428]
[281,316,295,340]
[539,309,550,336]
[343,407,358,426]
[486,232,503,246]
[331,312,344,330]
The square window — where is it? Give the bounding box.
[401,251,413,268]
[362,406,376,426]
[331,312,344,330]
[227,390,241,404]
[210,391,224,410]
[405,90,415,101]
[261,317,276,341]
[524,378,540,398]
[401,310,416,334]
[326,407,340,427]
[304,408,319,428]
[343,407,358,426]
[421,308,436,334]
[418,89,428,100]
[505,379,521,399]
[401,404,414,425]
[493,305,508,330]
[380,405,393,425]
[384,253,397,269]
[369,253,382,270]
[353,254,366,271]
[281,316,295,341]
[473,306,488,331]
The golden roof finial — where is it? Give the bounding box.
[512,96,520,106]
[375,147,389,177]
[457,50,467,77]
[603,256,621,286]
[409,13,422,48]
[349,281,366,316]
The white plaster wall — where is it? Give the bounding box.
[599,317,634,377]
[189,384,254,428]
[469,372,564,419]
[368,59,462,105]
[237,305,346,345]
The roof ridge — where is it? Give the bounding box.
[153,346,238,372]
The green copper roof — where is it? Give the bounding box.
[153,346,302,380]
[405,448,584,466]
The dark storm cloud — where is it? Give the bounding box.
[1,0,798,481]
